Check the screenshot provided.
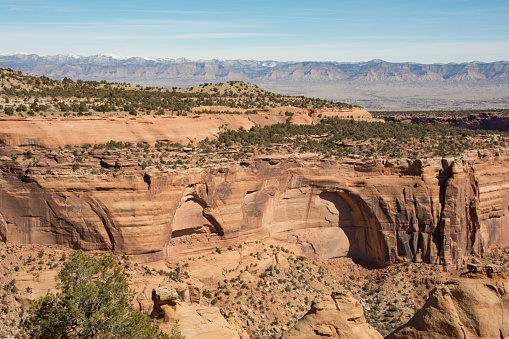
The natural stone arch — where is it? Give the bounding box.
[264,185,388,267]
[170,191,224,239]
[318,190,389,267]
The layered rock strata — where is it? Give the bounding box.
[0,109,372,148]
[384,112,509,132]
[1,153,508,268]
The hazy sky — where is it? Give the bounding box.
[0,0,508,63]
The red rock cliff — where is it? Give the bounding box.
[1,153,508,268]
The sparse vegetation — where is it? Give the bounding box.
[1,238,508,337]
[0,69,351,117]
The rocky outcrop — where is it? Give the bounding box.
[0,110,372,148]
[282,291,383,339]
[153,287,179,309]
[387,265,509,338]
[1,152,508,268]
[151,286,247,339]
[158,305,247,339]
[0,115,280,148]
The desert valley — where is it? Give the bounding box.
[1,67,509,338]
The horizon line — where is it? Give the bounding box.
[0,52,507,65]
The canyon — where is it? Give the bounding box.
[1,69,509,338]
[2,137,509,337]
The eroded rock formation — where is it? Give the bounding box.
[282,291,383,339]
[387,264,509,338]
[1,152,508,268]
[151,286,248,339]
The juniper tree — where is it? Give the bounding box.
[22,250,169,339]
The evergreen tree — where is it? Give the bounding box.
[22,251,169,339]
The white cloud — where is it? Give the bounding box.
[0,30,298,41]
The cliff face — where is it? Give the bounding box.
[1,153,508,268]
[0,110,371,148]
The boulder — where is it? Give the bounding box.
[153,287,180,309]
[387,266,509,339]
[282,291,383,339]
[158,304,245,339]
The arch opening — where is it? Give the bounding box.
[319,191,387,267]
[266,187,388,267]
[170,195,223,238]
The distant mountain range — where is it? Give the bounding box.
[1,54,509,110]
[1,53,508,84]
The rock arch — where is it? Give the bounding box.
[264,186,388,267]
[319,190,388,266]
[170,189,224,239]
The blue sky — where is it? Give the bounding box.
[0,0,508,63]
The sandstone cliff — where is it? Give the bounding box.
[0,114,282,148]
[1,151,508,268]
[0,109,372,148]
